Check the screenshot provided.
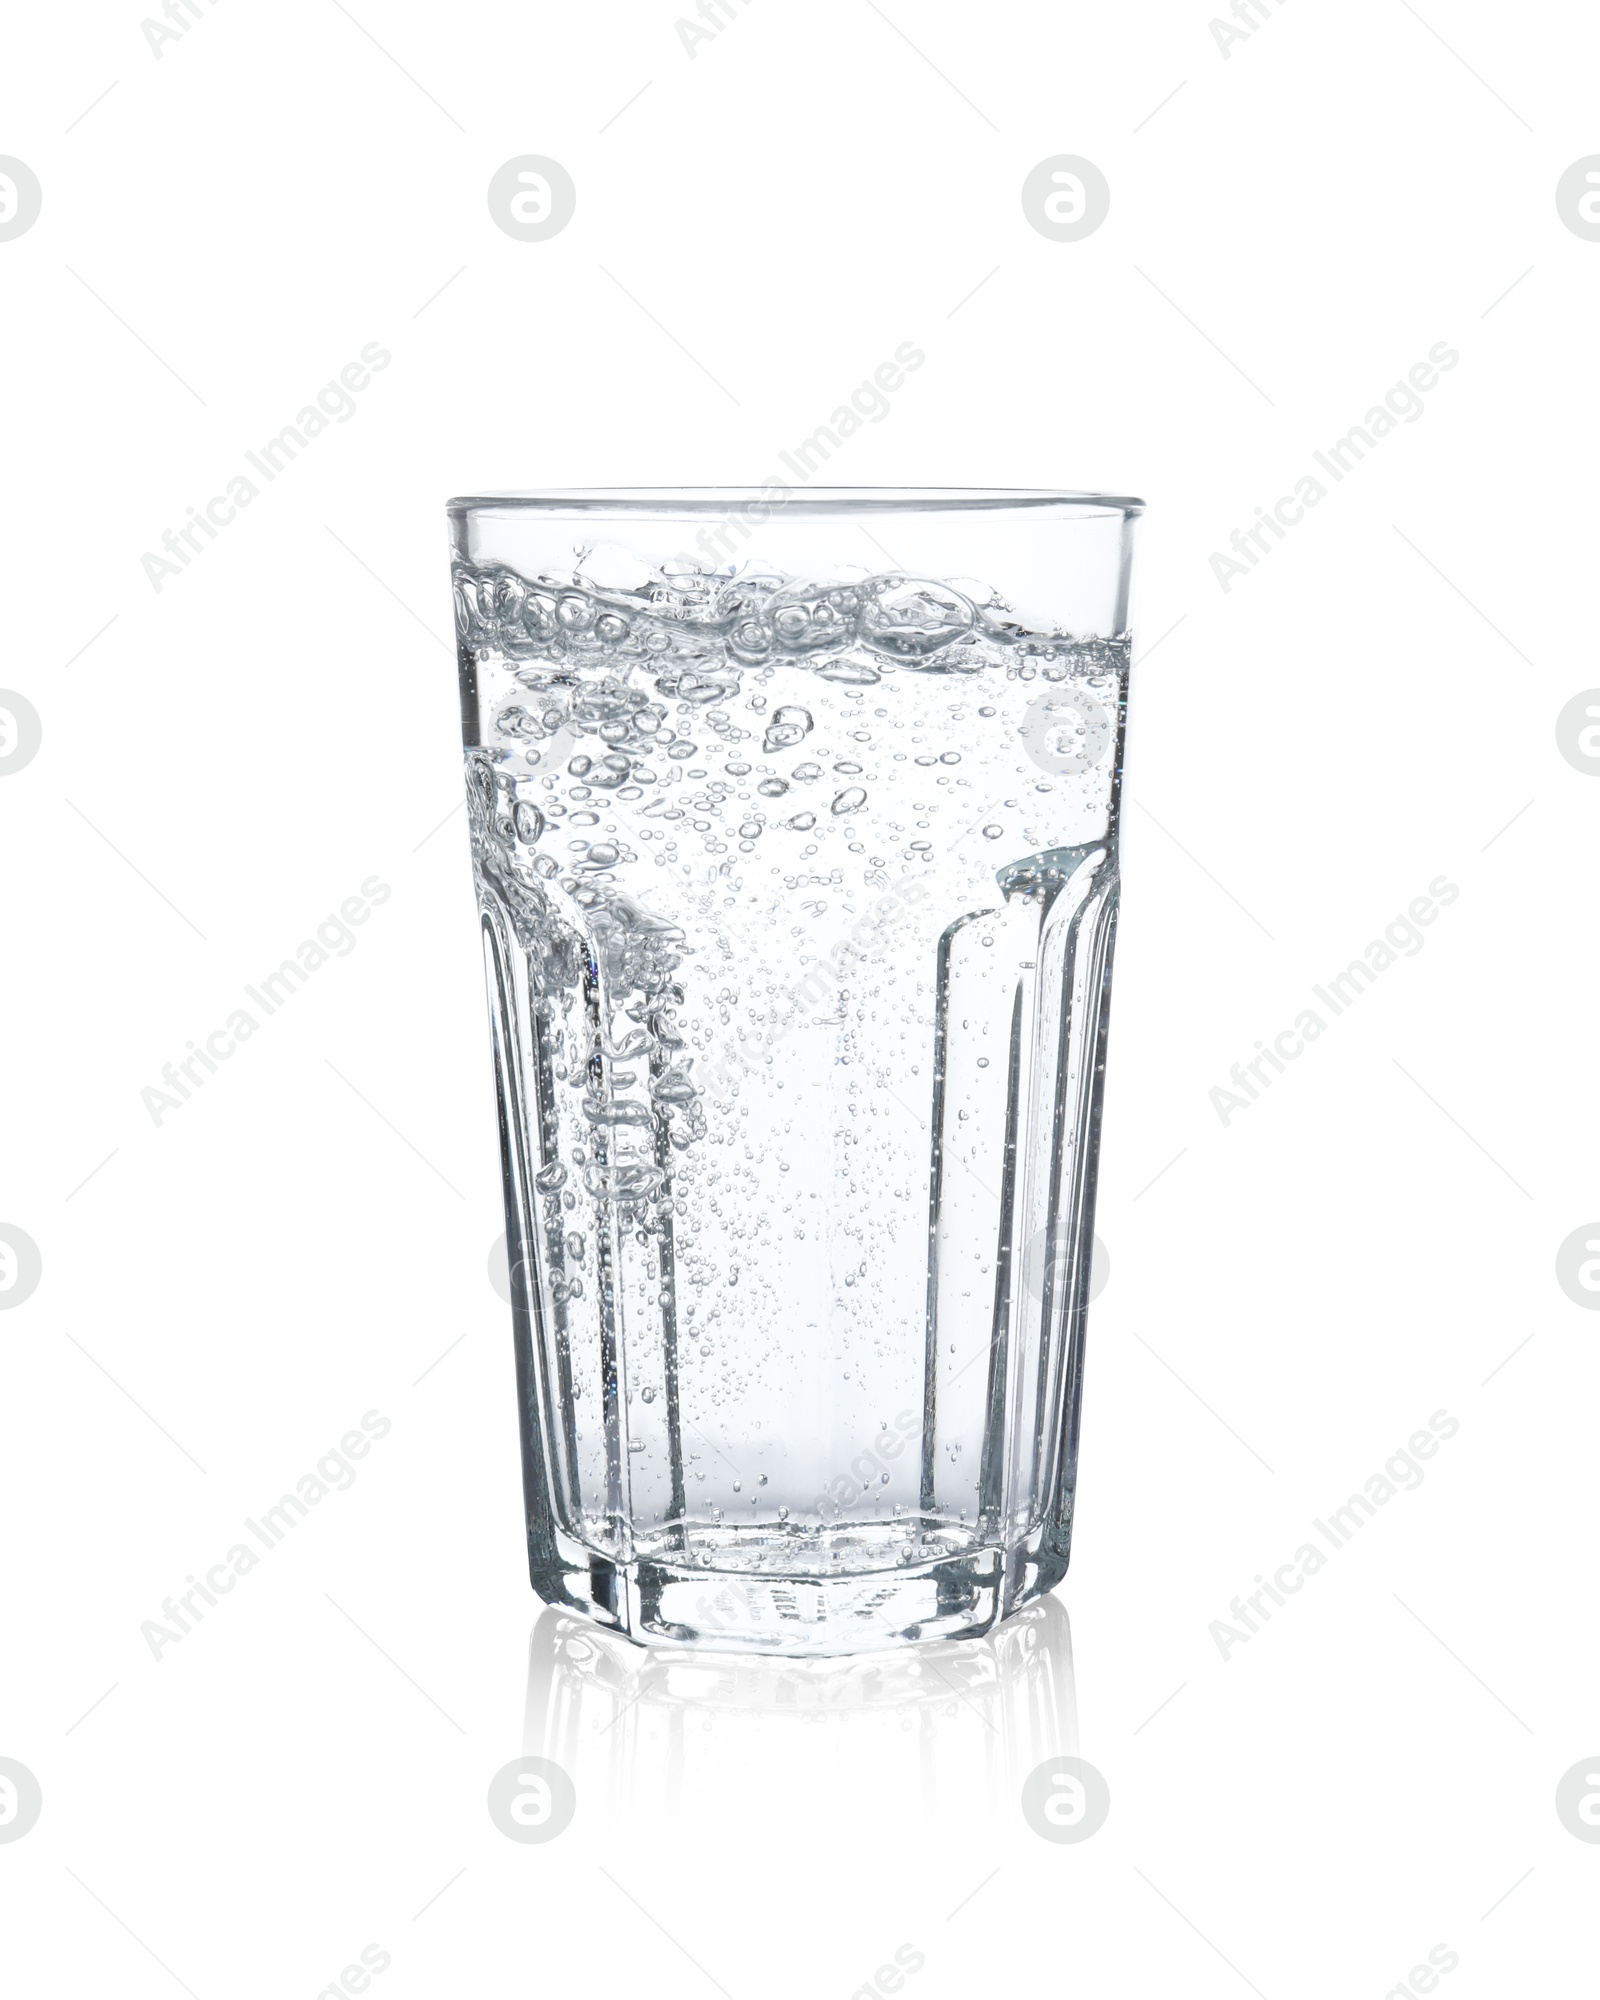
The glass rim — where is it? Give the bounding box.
[447,485,1144,520]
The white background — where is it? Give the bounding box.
[3,1,1598,1994]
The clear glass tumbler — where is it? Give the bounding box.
[448,488,1141,1654]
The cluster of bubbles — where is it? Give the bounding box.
[467,748,696,1222]
[453,557,1087,686]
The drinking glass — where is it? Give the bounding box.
[448,487,1141,1654]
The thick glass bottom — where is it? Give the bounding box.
[529,1524,1071,1656]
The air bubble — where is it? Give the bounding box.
[762,706,813,753]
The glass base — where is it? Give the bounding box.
[530,1526,1071,1656]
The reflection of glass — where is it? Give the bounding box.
[522,1592,1077,1834]
[452,489,1141,1652]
